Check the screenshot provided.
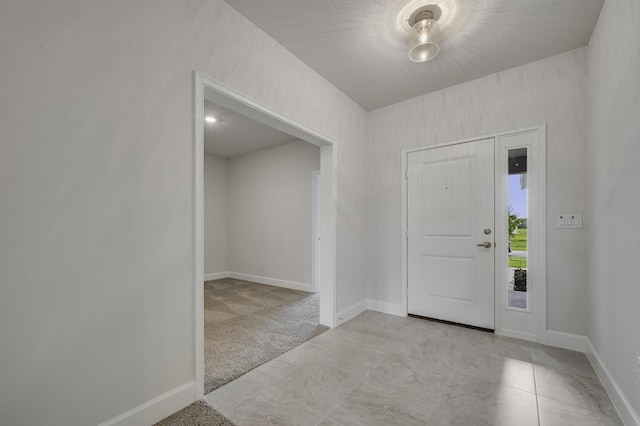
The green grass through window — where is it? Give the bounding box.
[510,228,527,251]
[508,257,527,268]
[509,228,527,268]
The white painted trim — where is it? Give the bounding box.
[193,74,205,400]
[194,71,338,399]
[312,170,320,293]
[401,124,547,156]
[202,76,333,149]
[400,123,547,344]
[367,299,405,317]
[319,143,338,328]
[497,329,539,343]
[203,272,230,281]
[586,339,640,426]
[98,382,195,426]
[203,271,314,292]
[336,299,368,326]
[535,124,547,343]
[494,124,547,343]
[546,330,587,352]
[400,152,409,318]
[228,272,313,293]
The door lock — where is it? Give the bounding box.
[477,241,492,248]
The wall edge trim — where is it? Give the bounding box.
[228,272,313,292]
[367,299,405,317]
[546,329,587,352]
[204,272,230,281]
[98,381,195,426]
[586,338,640,426]
[336,300,367,326]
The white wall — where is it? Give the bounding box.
[587,0,640,419]
[367,48,589,335]
[0,1,368,425]
[204,154,228,275]
[228,140,319,286]
[204,142,320,287]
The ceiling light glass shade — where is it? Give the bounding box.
[408,18,440,63]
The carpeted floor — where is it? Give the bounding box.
[203,278,328,394]
[155,278,327,425]
[155,401,234,426]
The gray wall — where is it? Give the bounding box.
[228,140,320,285]
[366,48,589,335]
[3,0,638,424]
[204,154,229,275]
[204,141,320,286]
[587,0,640,417]
[0,1,367,425]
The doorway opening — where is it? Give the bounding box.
[193,72,337,399]
[401,124,546,343]
[405,138,496,330]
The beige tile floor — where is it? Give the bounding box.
[205,311,622,425]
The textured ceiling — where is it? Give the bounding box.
[204,101,297,158]
[225,0,604,111]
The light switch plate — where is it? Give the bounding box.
[557,214,582,229]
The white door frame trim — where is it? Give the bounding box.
[400,124,546,342]
[193,71,337,399]
[312,170,320,293]
[494,125,547,343]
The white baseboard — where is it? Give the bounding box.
[586,339,640,426]
[204,272,230,281]
[367,299,404,317]
[203,271,313,293]
[229,272,313,293]
[336,300,367,325]
[497,329,539,343]
[98,381,195,426]
[546,330,587,352]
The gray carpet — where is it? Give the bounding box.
[156,279,326,425]
[204,278,328,394]
[155,401,233,426]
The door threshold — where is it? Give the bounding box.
[408,314,495,333]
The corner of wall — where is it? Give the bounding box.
[366,299,404,317]
[336,299,367,326]
[586,339,640,426]
[545,330,587,353]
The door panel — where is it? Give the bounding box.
[408,139,495,329]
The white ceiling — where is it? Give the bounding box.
[204,101,298,158]
[224,0,604,111]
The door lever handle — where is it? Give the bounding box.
[477,241,492,248]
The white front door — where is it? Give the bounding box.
[407,138,495,329]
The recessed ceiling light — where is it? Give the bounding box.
[205,116,217,123]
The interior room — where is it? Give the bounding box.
[202,102,320,291]
[1,0,638,425]
[201,101,326,394]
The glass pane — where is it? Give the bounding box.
[507,148,528,309]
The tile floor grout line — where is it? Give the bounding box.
[532,391,622,419]
[532,361,541,426]
[193,310,621,425]
[311,377,368,426]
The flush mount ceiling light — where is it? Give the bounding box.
[205,116,217,123]
[408,9,440,62]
